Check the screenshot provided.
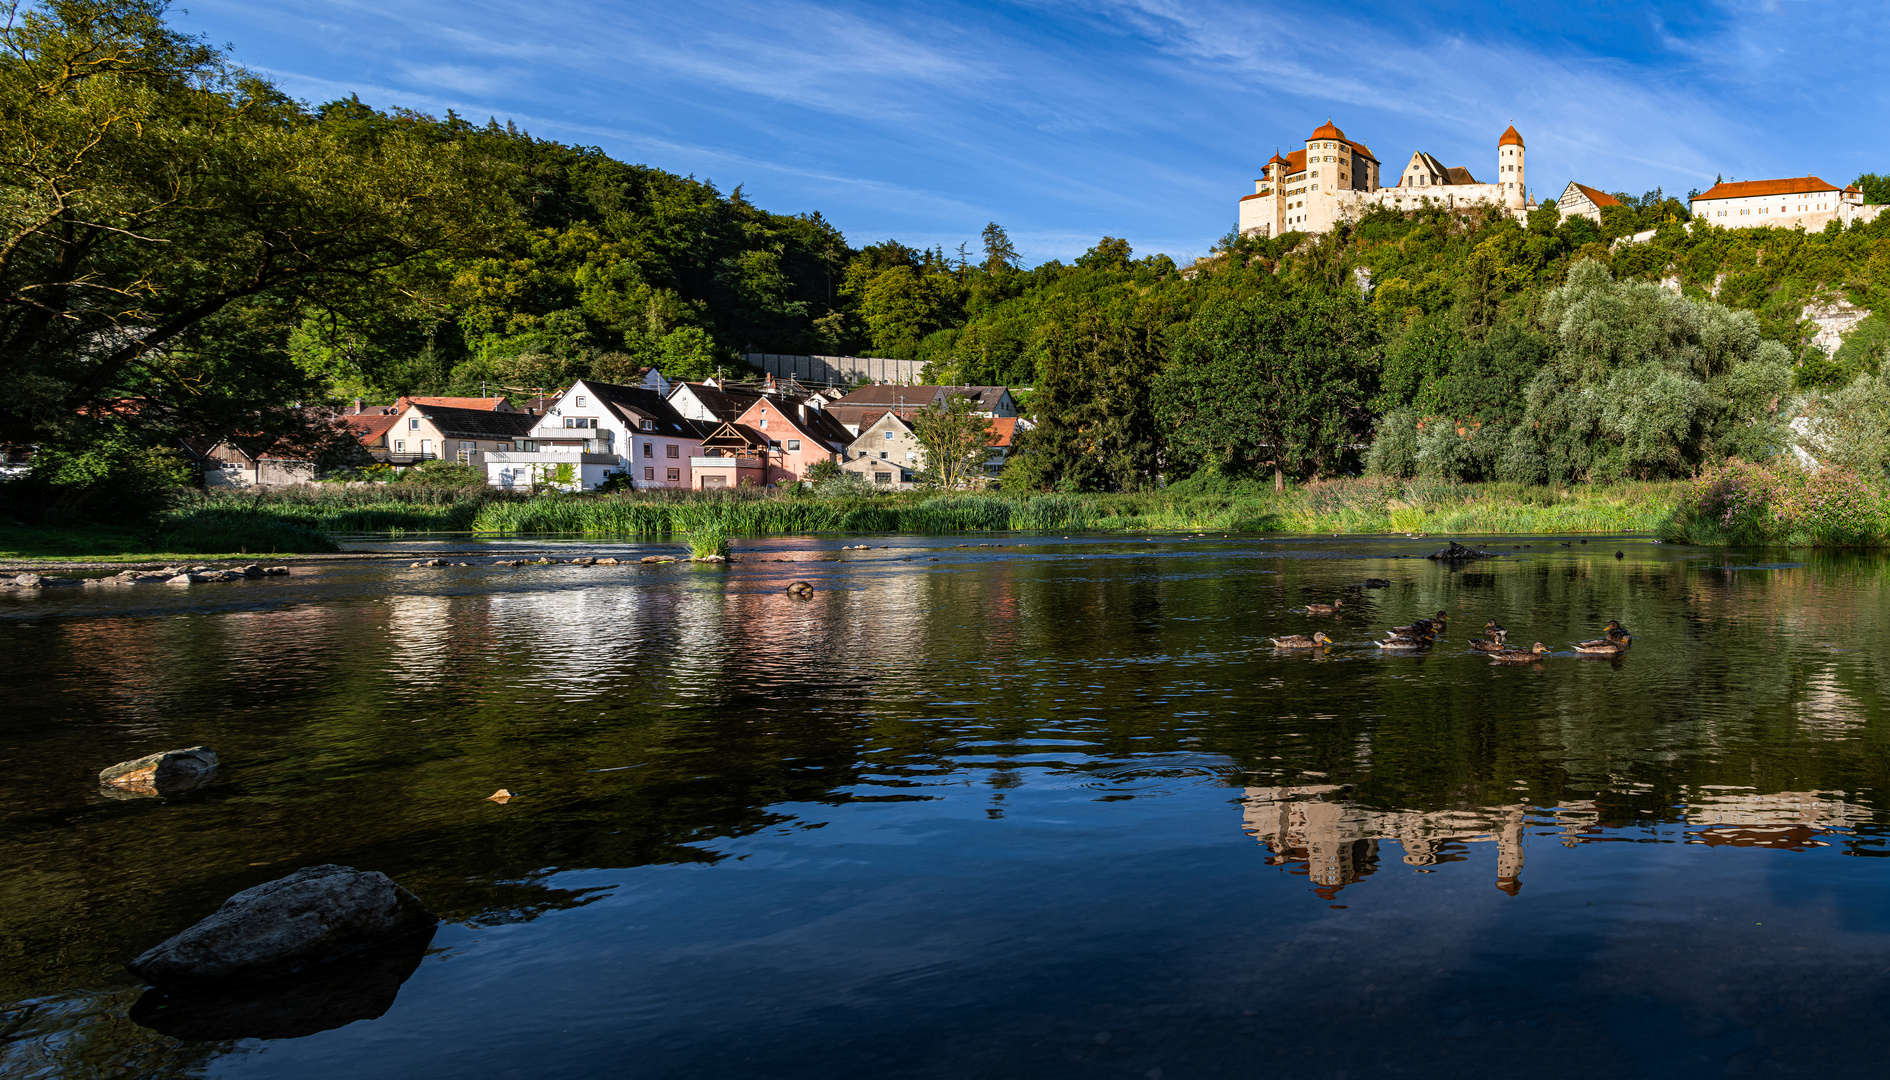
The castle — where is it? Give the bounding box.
[1237,119,1536,238]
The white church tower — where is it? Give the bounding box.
[1498,125,1525,210]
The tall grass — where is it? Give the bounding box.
[168,486,510,533]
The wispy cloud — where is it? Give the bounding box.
[176,0,1890,259]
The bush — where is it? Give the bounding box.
[2,432,194,524]
[1363,411,1419,478]
[1662,459,1890,546]
[397,459,485,487]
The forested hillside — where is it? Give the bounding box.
[4,0,1888,520]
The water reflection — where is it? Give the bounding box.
[1,536,1888,1077]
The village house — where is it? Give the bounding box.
[826,384,1018,434]
[840,452,917,487]
[727,392,853,486]
[485,380,709,491]
[191,434,319,488]
[666,378,768,423]
[844,410,921,470]
[1552,182,1621,225]
[385,402,536,469]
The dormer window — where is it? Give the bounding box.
[641,419,654,431]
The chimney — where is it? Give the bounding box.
[351,397,365,414]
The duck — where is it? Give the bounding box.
[1572,637,1630,656]
[1573,621,1630,649]
[1360,578,1391,588]
[1468,636,1508,653]
[1389,611,1450,636]
[786,581,815,597]
[1376,630,1435,650]
[1483,619,1508,642]
[1489,642,1550,663]
[1270,631,1333,649]
[1304,599,1345,615]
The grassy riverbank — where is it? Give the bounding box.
[8,471,1886,564]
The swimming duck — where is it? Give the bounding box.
[1270,631,1333,649]
[1376,630,1435,650]
[1483,619,1508,642]
[1489,642,1550,663]
[1572,637,1630,656]
[1304,599,1345,615]
[1468,634,1509,653]
[1573,621,1630,649]
[1389,611,1449,636]
[1360,578,1391,588]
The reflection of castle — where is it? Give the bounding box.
[1242,786,1872,898]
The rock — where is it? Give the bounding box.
[595,557,619,565]
[128,865,437,988]
[640,555,675,564]
[692,554,728,563]
[569,557,595,566]
[11,572,42,588]
[242,565,265,578]
[41,576,82,587]
[129,924,434,1040]
[165,574,194,585]
[264,566,290,576]
[99,746,219,795]
[1426,541,1499,562]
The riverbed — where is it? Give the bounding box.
[3,533,1886,1078]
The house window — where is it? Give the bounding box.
[879,450,889,459]
[394,440,406,452]
[883,429,893,440]
[643,443,653,458]
[666,444,678,458]
[786,439,800,451]
[575,395,587,408]
[515,440,538,451]
[875,472,891,484]
[758,417,768,429]
[644,467,654,480]
[408,418,420,430]
[666,468,680,481]
[769,440,782,451]
[641,419,654,430]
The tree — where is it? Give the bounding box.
[1005,300,1170,492]
[0,0,510,452]
[1155,290,1382,490]
[980,222,1018,273]
[1853,174,1890,206]
[909,394,991,490]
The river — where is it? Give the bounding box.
[2,534,1887,1078]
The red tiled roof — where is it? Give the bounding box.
[1240,192,1269,201]
[1499,125,1524,147]
[1568,182,1621,208]
[397,395,509,411]
[1348,140,1379,164]
[1286,149,1307,174]
[1309,119,1345,141]
[344,412,399,443]
[1693,176,1839,201]
[985,417,1022,448]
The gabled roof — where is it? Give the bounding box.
[986,417,1023,448]
[1348,140,1379,164]
[1563,182,1622,208]
[399,395,510,412]
[946,386,1011,411]
[345,412,400,443]
[409,404,537,440]
[1692,176,1841,201]
[742,395,853,450]
[675,380,768,421]
[579,380,710,438]
[701,421,767,450]
[849,410,916,444]
[1445,166,1478,185]
[1285,148,1307,175]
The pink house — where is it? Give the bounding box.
[732,393,853,485]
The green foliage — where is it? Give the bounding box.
[1793,371,1890,478]
[3,425,193,524]
[1662,459,1890,546]
[1510,260,1794,481]
[1854,174,1890,206]
[397,459,486,487]
[909,395,991,489]
[1155,289,1380,487]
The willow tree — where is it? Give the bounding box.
[0,0,511,451]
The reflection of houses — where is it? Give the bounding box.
[1240,787,1875,898]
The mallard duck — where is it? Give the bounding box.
[1482,619,1508,643]
[1304,599,1344,615]
[1270,631,1333,649]
[1468,636,1507,653]
[1490,642,1550,662]
[1376,631,1434,650]
[1389,611,1449,636]
[1572,637,1630,656]
[1574,621,1630,649]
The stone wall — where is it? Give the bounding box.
[747,353,926,387]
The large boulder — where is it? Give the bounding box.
[128,864,437,988]
[99,747,218,795]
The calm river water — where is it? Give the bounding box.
[2,534,1888,1078]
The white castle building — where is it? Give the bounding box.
[1238,119,1536,238]
[1689,177,1882,231]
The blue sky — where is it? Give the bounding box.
[175,1,1889,265]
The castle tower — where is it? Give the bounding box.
[1498,125,1526,210]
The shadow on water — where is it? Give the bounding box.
[1,535,1888,1077]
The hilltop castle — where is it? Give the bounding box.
[1238,119,1536,238]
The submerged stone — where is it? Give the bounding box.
[128,864,436,988]
[99,747,218,795]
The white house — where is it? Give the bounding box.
[483,379,710,491]
[1689,177,1884,232]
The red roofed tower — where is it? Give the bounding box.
[1498,125,1526,210]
